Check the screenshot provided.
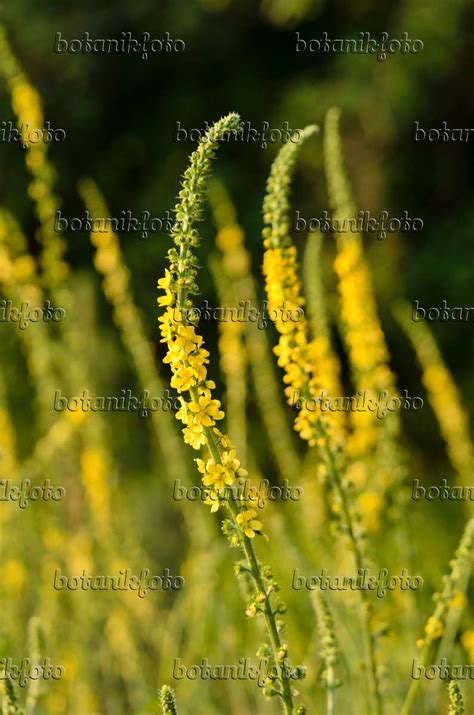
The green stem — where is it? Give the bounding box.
[326,668,335,715]
[229,498,294,714]
[399,641,430,715]
[199,406,295,714]
[315,421,382,715]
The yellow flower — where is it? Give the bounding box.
[65,405,88,426]
[156,142,264,524]
[357,491,384,533]
[333,241,359,277]
[158,290,174,307]
[80,447,110,527]
[425,617,444,640]
[157,268,173,291]
[4,559,26,593]
[236,509,263,538]
[171,366,200,392]
[12,255,36,282]
[163,335,198,365]
[221,448,247,477]
[197,458,235,493]
[216,224,244,252]
[11,81,43,127]
[204,492,221,512]
[461,630,474,661]
[94,245,120,273]
[183,422,207,449]
[188,395,225,426]
[449,591,467,609]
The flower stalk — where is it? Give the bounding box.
[262,124,382,715]
[157,113,305,713]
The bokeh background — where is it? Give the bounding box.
[0,0,473,713]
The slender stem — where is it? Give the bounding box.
[326,667,335,715]
[201,415,294,714]
[229,499,294,714]
[315,421,382,715]
[399,641,431,715]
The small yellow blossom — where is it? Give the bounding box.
[425,617,444,640]
[236,509,263,538]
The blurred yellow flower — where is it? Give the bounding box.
[42,527,64,551]
[449,591,467,609]
[12,255,36,282]
[425,617,444,640]
[80,447,111,527]
[4,559,26,593]
[357,491,384,533]
[216,224,244,253]
[461,630,474,661]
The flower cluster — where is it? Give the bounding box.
[263,121,382,712]
[262,125,344,448]
[157,113,263,532]
[159,299,258,524]
[78,179,131,305]
[325,110,398,461]
[0,27,67,285]
[396,310,472,481]
[323,108,405,525]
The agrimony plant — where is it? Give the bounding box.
[323,107,405,530]
[157,113,306,713]
[262,123,382,714]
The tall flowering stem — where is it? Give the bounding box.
[400,518,474,715]
[323,108,405,531]
[157,113,305,714]
[262,125,345,448]
[394,302,473,489]
[262,126,382,715]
